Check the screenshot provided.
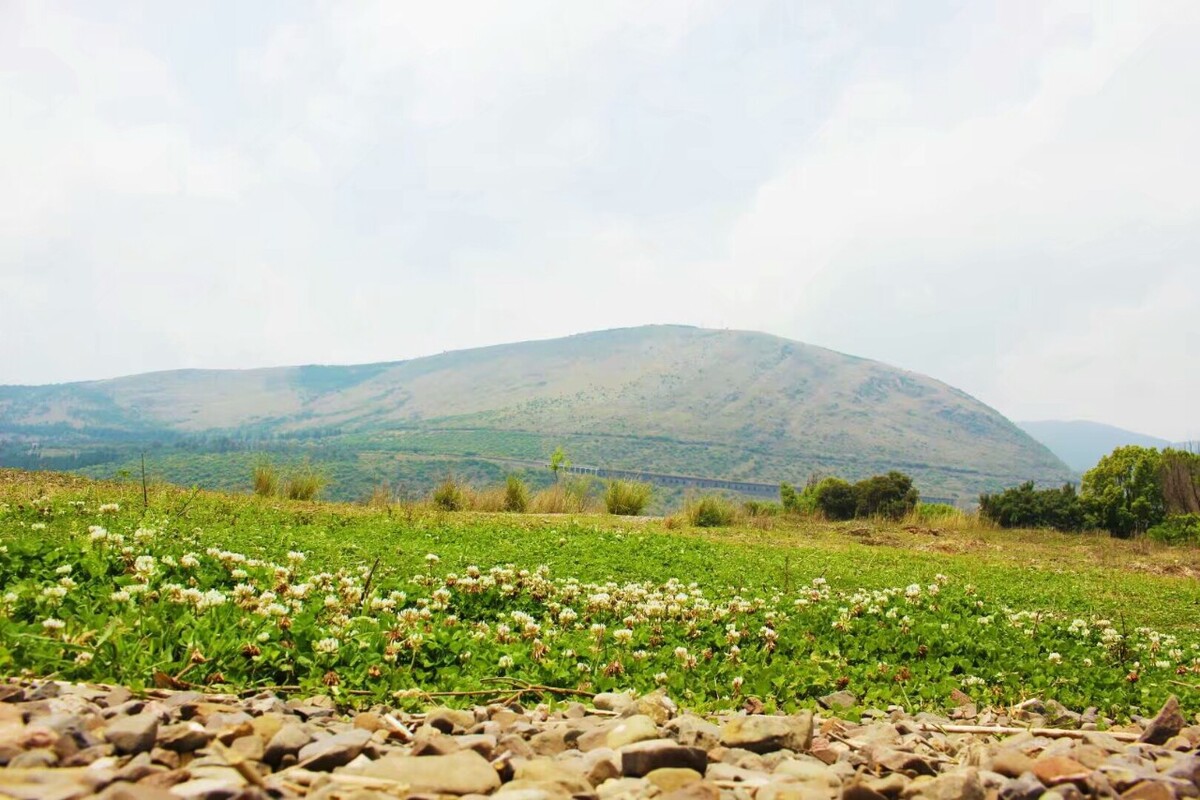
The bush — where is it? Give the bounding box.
[504,475,529,513]
[431,477,469,511]
[852,471,919,519]
[470,487,507,512]
[252,460,278,497]
[531,479,593,514]
[605,480,652,516]
[743,500,781,517]
[1081,446,1165,537]
[283,466,326,501]
[780,480,819,514]
[913,502,960,520]
[1147,514,1200,545]
[814,477,856,520]
[685,495,739,527]
[979,482,1084,531]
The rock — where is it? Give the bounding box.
[998,772,1046,800]
[359,749,502,794]
[1140,696,1186,745]
[228,733,264,761]
[720,712,813,754]
[901,767,984,800]
[168,776,246,799]
[620,739,707,777]
[664,715,721,750]
[297,728,372,771]
[1121,781,1175,800]
[1032,755,1092,787]
[104,713,159,755]
[818,691,857,711]
[645,767,703,792]
[594,692,635,714]
[412,725,461,756]
[633,691,678,725]
[843,784,889,800]
[606,715,660,749]
[659,782,721,800]
[157,722,209,753]
[990,749,1036,778]
[512,760,592,793]
[425,707,476,734]
[9,749,58,768]
[264,724,311,766]
[96,784,177,800]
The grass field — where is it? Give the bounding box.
[2,469,1198,719]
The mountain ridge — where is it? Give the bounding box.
[0,325,1071,500]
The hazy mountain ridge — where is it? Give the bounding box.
[1016,420,1185,473]
[1,326,1071,500]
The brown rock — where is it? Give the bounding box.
[646,767,703,792]
[1120,781,1174,800]
[990,749,1035,778]
[1032,756,1091,787]
[512,760,592,793]
[424,707,476,734]
[620,739,707,777]
[297,728,371,771]
[606,715,660,749]
[1139,696,1186,745]
[104,713,159,755]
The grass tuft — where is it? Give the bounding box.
[604,480,653,516]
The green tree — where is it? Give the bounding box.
[852,471,919,519]
[549,447,571,480]
[814,477,856,520]
[1081,445,1164,537]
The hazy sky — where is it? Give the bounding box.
[3,1,1197,440]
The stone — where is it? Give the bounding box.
[818,691,857,710]
[664,715,721,750]
[1121,782,1174,800]
[411,725,461,756]
[720,712,813,754]
[96,785,177,800]
[634,691,678,725]
[228,733,264,761]
[1140,696,1186,745]
[901,767,985,800]
[157,722,209,753]
[1032,755,1092,787]
[104,713,159,755]
[425,707,476,734]
[512,760,593,793]
[593,692,635,714]
[620,739,707,777]
[659,782,721,800]
[297,728,372,771]
[168,776,246,799]
[645,767,703,792]
[359,749,502,794]
[990,749,1036,778]
[998,772,1046,800]
[606,715,660,749]
[264,724,311,766]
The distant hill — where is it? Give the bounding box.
[0,325,1070,502]
[1017,420,1173,473]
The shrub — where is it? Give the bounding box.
[1147,514,1200,545]
[780,479,819,514]
[470,487,507,512]
[283,466,326,501]
[685,494,739,527]
[852,471,919,519]
[605,480,652,516]
[742,499,781,517]
[365,482,393,508]
[1082,446,1165,537]
[814,477,856,521]
[913,502,960,520]
[252,460,278,497]
[979,482,1084,531]
[431,477,468,511]
[504,475,530,513]
[531,479,593,514]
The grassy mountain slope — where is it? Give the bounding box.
[0,326,1070,500]
[1018,420,1173,473]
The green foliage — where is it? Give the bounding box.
[431,477,469,511]
[742,499,781,517]
[979,482,1085,532]
[252,459,278,497]
[1081,446,1165,537]
[852,471,919,519]
[685,494,740,527]
[913,502,961,521]
[604,480,652,516]
[1,473,1197,717]
[548,446,571,479]
[1147,514,1200,545]
[503,475,530,513]
[814,477,856,521]
[282,463,326,501]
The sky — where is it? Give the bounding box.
[2,1,1197,441]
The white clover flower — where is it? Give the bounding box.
[654,672,669,685]
[179,554,200,569]
[30,523,47,531]
[498,655,515,669]
[110,589,131,603]
[314,637,340,655]
[425,553,440,565]
[99,503,120,513]
[42,618,66,632]
[74,651,94,665]
[257,631,271,643]
[287,550,307,564]
[1047,652,1063,665]
[732,676,744,692]
[905,584,921,598]
[612,628,634,645]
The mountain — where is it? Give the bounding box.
[0,325,1070,502]
[1017,420,1172,473]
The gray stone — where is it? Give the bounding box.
[664,715,721,750]
[104,712,159,755]
[158,722,210,753]
[297,728,372,771]
[1140,696,1186,745]
[264,724,311,766]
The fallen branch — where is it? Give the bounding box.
[921,723,1139,742]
